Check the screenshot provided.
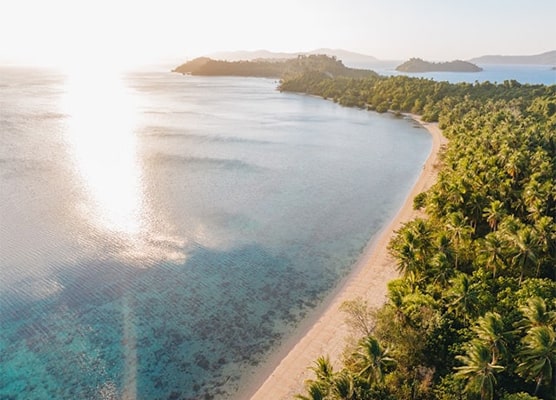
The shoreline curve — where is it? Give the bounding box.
[247,113,447,400]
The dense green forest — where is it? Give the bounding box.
[172,55,377,79]
[281,72,556,399]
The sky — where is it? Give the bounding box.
[1,0,555,68]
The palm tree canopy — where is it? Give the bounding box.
[455,341,505,400]
[516,326,555,387]
[353,336,395,384]
[517,297,556,331]
[472,312,510,362]
[310,355,335,382]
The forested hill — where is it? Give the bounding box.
[396,58,482,72]
[172,54,378,79]
[280,72,556,400]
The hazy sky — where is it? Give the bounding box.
[1,0,554,68]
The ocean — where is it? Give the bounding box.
[0,65,447,399]
[366,62,556,85]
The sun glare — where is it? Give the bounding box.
[61,69,144,236]
[60,68,189,265]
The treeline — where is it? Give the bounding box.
[285,73,556,399]
[172,55,377,79]
[279,73,554,121]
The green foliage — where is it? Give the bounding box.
[414,192,428,210]
[434,374,467,400]
[296,341,397,400]
[455,341,505,400]
[351,336,396,384]
[395,58,483,73]
[501,393,541,400]
[289,72,556,399]
[515,326,556,396]
[174,55,378,79]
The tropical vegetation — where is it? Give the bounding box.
[172,54,377,79]
[284,69,556,399]
[395,58,482,73]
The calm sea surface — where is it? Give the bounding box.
[363,62,556,85]
[0,67,433,399]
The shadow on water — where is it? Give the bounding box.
[0,243,335,399]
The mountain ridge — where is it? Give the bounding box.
[178,49,556,71]
[469,50,556,65]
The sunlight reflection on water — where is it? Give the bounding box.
[61,70,143,236]
[60,70,187,266]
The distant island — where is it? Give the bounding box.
[172,54,378,79]
[470,50,556,65]
[396,58,482,73]
[206,48,380,68]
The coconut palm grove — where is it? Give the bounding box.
[278,71,556,400]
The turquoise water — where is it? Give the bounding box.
[0,68,431,399]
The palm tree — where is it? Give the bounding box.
[504,152,525,182]
[455,341,505,400]
[509,227,541,282]
[477,232,507,278]
[483,199,506,231]
[534,216,556,256]
[296,356,334,400]
[515,326,556,396]
[310,355,335,383]
[523,177,549,221]
[517,297,556,331]
[430,233,455,285]
[446,212,473,270]
[392,236,419,277]
[430,252,453,287]
[445,180,465,209]
[472,312,510,363]
[352,336,395,384]
[498,215,523,237]
[534,216,556,276]
[426,189,447,218]
[448,273,480,324]
[331,372,355,400]
[295,382,328,400]
[389,220,431,280]
[468,192,487,231]
[387,281,410,325]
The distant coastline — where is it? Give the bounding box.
[172,55,377,79]
[192,48,556,68]
[207,48,380,67]
[172,49,556,85]
[469,50,556,65]
[396,58,482,73]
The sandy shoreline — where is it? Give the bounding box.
[247,114,447,400]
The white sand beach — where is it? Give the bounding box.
[249,115,447,400]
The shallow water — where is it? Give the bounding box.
[0,68,431,399]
